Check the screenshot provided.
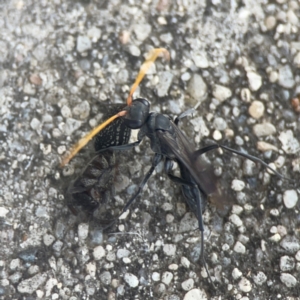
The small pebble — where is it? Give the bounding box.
[253,123,276,137]
[161,271,173,286]
[128,45,141,57]
[64,118,82,136]
[182,278,194,291]
[238,277,252,292]
[116,249,130,259]
[212,84,232,102]
[183,289,207,300]
[93,246,106,260]
[78,223,89,240]
[0,207,9,217]
[181,257,191,268]
[278,130,300,154]
[231,205,243,215]
[43,234,55,246]
[283,189,298,209]
[187,74,207,105]
[77,36,92,53]
[232,268,242,279]
[152,272,160,282]
[265,16,276,30]
[280,256,295,271]
[280,235,300,253]
[247,71,262,91]
[234,241,246,254]
[231,179,245,192]
[229,214,243,227]
[253,271,267,285]
[257,141,278,152]
[61,105,72,118]
[280,273,297,287]
[133,24,151,41]
[278,65,295,89]
[269,233,281,242]
[248,101,265,119]
[124,273,139,288]
[192,52,209,68]
[163,244,176,256]
[30,118,41,132]
[100,271,112,285]
[17,273,48,294]
[156,71,174,97]
[86,262,96,278]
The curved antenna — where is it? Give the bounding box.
[127,48,170,105]
[61,48,169,167]
[60,111,127,167]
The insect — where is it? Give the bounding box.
[65,104,131,217]
[61,48,286,285]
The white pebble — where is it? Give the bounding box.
[163,244,176,256]
[280,256,295,271]
[183,289,207,300]
[278,130,300,154]
[229,214,243,227]
[280,273,297,287]
[231,179,245,192]
[295,250,300,261]
[212,84,232,102]
[283,190,298,209]
[152,272,160,282]
[238,277,252,292]
[257,141,278,152]
[248,101,264,119]
[181,257,191,268]
[86,262,96,278]
[116,249,130,259]
[93,246,106,260]
[278,65,295,89]
[124,273,139,288]
[253,123,276,137]
[253,271,267,285]
[162,272,173,286]
[78,223,89,240]
[232,268,242,279]
[181,278,194,291]
[247,71,262,91]
[0,207,9,217]
[213,130,222,140]
[77,35,92,53]
[234,241,246,254]
[269,233,281,242]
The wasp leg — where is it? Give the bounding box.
[96,140,142,153]
[193,144,287,180]
[103,153,163,231]
[164,159,215,287]
[174,108,196,125]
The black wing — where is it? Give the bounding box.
[94,104,131,151]
[156,122,225,206]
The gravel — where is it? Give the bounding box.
[1,0,299,299]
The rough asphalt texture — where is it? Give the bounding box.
[0,0,300,299]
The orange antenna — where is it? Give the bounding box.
[61,48,170,167]
[127,48,170,105]
[60,111,126,167]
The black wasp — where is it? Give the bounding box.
[62,48,286,285]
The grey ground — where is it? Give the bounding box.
[0,0,300,299]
